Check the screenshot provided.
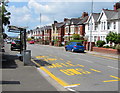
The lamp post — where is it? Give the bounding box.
[89,0,93,51]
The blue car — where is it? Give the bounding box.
[65,42,84,52]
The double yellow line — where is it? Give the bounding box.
[90,54,119,60]
[31,59,80,87]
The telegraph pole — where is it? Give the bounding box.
[40,13,41,28]
[89,0,93,51]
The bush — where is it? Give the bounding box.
[96,40,106,47]
[65,40,87,45]
[27,38,32,41]
[72,34,80,40]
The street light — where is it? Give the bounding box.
[89,0,93,51]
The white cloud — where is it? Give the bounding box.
[9,0,120,2]
[7,1,116,31]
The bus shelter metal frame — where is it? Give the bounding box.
[8,25,27,54]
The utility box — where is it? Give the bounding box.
[23,50,31,66]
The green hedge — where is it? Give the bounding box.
[96,40,106,47]
[66,40,87,45]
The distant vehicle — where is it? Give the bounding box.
[7,40,12,44]
[11,40,21,51]
[29,40,35,44]
[65,42,84,52]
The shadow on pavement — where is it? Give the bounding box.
[33,59,52,67]
[2,54,18,69]
[0,81,20,84]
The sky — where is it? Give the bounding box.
[5,0,119,37]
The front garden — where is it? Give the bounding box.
[93,32,120,55]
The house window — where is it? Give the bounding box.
[104,22,106,30]
[107,22,110,29]
[95,23,97,30]
[71,27,74,34]
[101,22,103,30]
[113,21,116,29]
[66,27,69,33]
[88,23,90,30]
[56,29,58,33]
[94,36,97,42]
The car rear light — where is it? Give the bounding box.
[11,42,16,44]
[74,46,77,47]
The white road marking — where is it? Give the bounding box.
[37,68,49,77]
[107,66,120,70]
[64,85,79,88]
[66,88,76,92]
[76,58,94,63]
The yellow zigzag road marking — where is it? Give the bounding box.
[103,75,120,82]
[91,54,118,60]
[90,68,101,73]
[36,56,47,59]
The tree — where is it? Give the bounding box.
[115,33,120,44]
[72,34,80,40]
[3,33,7,39]
[106,32,120,44]
[96,40,106,47]
[0,0,11,32]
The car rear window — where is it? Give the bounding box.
[15,41,20,44]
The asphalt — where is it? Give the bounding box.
[41,45,119,59]
[1,43,119,93]
[1,44,66,92]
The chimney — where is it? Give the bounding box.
[64,18,69,22]
[114,2,120,11]
[82,12,88,18]
[54,21,57,24]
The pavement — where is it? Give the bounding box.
[1,45,69,92]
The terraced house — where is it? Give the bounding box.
[64,12,88,42]
[27,27,42,40]
[43,26,52,44]
[85,2,120,43]
[51,21,65,45]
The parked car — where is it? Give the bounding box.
[29,40,35,44]
[65,42,84,52]
[7,40,12,44]
[11,40,21,51]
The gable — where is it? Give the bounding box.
[97,10,107,22]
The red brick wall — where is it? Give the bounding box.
[93,47,118,55]
[80,25,85,36]
[75,27,78,34]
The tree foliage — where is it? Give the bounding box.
[72,34,81,40]
[3,33,7,39]
[106,32,120,44]
[96,40,106,47]
[0,0,11,32]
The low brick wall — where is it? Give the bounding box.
[93,47,119,55]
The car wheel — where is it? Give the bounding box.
[71,49,74,52]
[11,48,13,51]
[65,47,68,51]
